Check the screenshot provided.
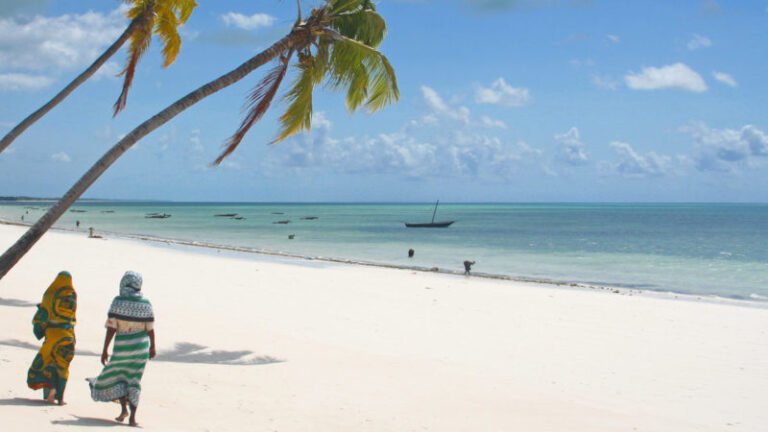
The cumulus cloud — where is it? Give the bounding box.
[475,78,531,107]
[51,152,71,162]
[606,34,620,44]
[554,127,588,165]
[421,86,470,125]
[712,71,737,87]
[602,141,675,178]
[0,72,54,91]
[266,102,541,181]
[0,9,125,73]
[221,12,275,30]
[681,123,768,172]
[687,34,711,50]
[625,63,707,93]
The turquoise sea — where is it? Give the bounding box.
[1,202,767,302]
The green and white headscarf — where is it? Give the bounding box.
[108,271,154,322]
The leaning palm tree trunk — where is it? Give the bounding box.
[0,31,302,280]
[0,17,144,154]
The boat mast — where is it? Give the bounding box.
[431,200,439,223]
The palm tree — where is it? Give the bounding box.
[0,0,197,155]
[0,0,398,280]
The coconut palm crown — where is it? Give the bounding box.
[213,0,399,165]
[114,0,198,115]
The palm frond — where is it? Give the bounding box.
[328,0,363,16]
[176,0,197,23]
[331,9,385,47]
[155,1,182,67]
[114,5,155,116]
[324,30,399,112]
[213,55,290,165]
[274,57,317,143]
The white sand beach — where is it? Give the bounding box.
[0,223,766,431]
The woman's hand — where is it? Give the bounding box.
[101,350,109,365]
[149,345,156,359]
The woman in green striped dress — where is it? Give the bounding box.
[88,271,156,427]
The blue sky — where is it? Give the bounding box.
[0,0,766,202]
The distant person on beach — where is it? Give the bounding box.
[76,220,80,228]
[463,260,475,275]
[27,271,77,405]
[88,271,156,427]
[408,248,414,258]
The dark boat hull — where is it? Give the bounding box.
[404,221,454,228]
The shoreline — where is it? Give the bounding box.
[1,222,767,431]
[2,218,765,309]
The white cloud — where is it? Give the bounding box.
[603,141,674,178]
[221,12,275,30]
[0,8,125,72]
[606,34,620,44]
[0,72,54,91]
[681,123,768,172]
[687,34,712,51]
[712,71,737,87]
[625,63,708,93]
[420,86,470,125]
[265,110,541,181]
[480,116,508,129]
[554,127,588,165]
[475,78,531,107]
[51,152,71,162]
[591,74,618,90]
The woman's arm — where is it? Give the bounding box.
[148,329,156,359]
[101,327,116,365]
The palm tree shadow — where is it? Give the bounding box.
[51,416,120,427]
[155,342,284,366]
[0,297,36,308]
[0,339,283,366]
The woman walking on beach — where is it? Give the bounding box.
[27,271,77,405]
[88,271,156,427]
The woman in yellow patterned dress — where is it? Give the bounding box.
[27,271,77,405]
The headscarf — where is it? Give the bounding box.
[119,271,143,298]
[108,271,154,322]
[33,271,77,339]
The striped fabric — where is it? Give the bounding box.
[88,330,149,407]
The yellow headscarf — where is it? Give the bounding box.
[33,271,76,339]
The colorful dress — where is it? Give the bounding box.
[88,271,154,407]
[27,271,77,402]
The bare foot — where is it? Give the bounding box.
[45,389,57,404]
[115,413,128,423]
[57,400,66,406]
[129,420,139,427]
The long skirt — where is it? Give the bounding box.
[88,330,149,407]
[27,327,76,402]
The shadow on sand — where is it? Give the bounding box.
[0,339,283,366]
[0,297,36,308]
[0,397,49,406]
[51,416,122,427]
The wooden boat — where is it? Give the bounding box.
[300,216,319,220]
[214,213,239,217]
[273,220,291,224]
[145,213,171,219]
[405,200,454,228]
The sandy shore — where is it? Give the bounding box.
[0,224,766,431]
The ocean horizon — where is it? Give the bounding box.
[2,201,766,303]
